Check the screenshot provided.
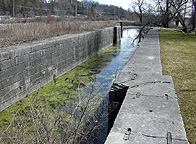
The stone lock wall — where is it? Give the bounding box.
[0,26,121,112]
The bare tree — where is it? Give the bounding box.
[170,0,189,32]
[155,0,172,28]
[155,0,190,32]
[131,0,146,25]
[93,6,104,17]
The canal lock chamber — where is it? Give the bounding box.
[0,27,147,144]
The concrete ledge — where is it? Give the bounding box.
[105,27,189,144]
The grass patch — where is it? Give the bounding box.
[159,29,196,144]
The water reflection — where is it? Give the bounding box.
[81,28,144,143]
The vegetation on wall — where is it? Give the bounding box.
[0,45,122,143]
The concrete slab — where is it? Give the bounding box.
[105,27,189,144]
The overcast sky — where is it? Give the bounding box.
[94,0,131,10]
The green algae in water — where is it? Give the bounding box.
[0,44,121,131]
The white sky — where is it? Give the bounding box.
[94,0,131,10]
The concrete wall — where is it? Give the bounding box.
[0,26,121,112]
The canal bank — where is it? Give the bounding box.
[105,27,189,143]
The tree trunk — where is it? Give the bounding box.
[192,1,196,30]
[165,0,169,28]
[192,12,195,30]
[179,15,188,33]
[139,15,143,25]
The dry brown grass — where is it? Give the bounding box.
[0,20,116,49]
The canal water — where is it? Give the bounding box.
[0,27,145,144]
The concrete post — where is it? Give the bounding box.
[113,27,117,45]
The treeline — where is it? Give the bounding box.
[0,0,134,20]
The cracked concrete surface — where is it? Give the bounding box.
[105,27,189,144]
